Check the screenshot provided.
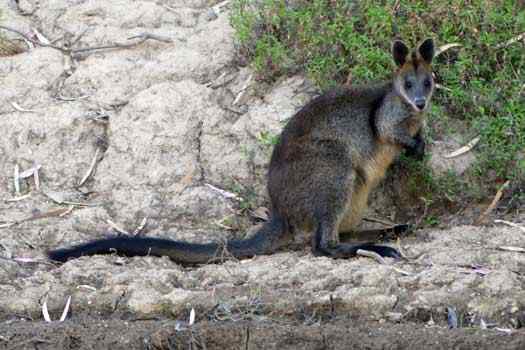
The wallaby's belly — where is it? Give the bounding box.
[338,143,401,232]
[338,182,371,232]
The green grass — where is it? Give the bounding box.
[231,0,525,196]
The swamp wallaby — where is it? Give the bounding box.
[48,38,435,264]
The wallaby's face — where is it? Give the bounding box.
[392,39,435,113]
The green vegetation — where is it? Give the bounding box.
[231,0,525,197]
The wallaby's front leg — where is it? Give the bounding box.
[404,131,425,160]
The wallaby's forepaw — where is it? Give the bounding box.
[405,133,425,160]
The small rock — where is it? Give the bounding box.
[205,8,218,21]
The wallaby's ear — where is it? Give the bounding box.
[392,40,409,66]
[418,38,434,64]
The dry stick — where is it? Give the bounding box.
[34,165,40,191]
[132,217,148,236]
[475,180,510,225]
[4,194,31,202]
[11,101,37,113]
[106,219,130,235]
[78,148,100,186]
[13,164,20,196]
[494,220,525,234]
[0,25,66,52]
[0,26,172,55]
[498,246,525,253]
[71,33,173,54]
[356,249,411,275]
[495,32,525,49]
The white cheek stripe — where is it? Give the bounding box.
[397,85,434,112]
[398,88,420,111]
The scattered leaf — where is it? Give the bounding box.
[435,43,462,56]
[498,246,525,253]
[447,307,458,329]
[59,296,71,322]
[189,308,195,326]
[78,148,100,186]
[133,217,148,236]
[495,327,512,335]
[42,300,51,322]
[205,183,239,200]
[480,318,487,329]
[14,164,20,196]
[11,101,38,113]
[475,180,510,225]
[444,137,480,158]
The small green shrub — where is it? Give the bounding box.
[231,0,525,192]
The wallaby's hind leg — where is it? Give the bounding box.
[311,171,401,259]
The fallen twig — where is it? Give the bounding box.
[498,246,525,253]
[475,180,510,225]
[0,25,66,52]
[444,136,480,158]
[43,191,98,207]
[14,164,20,196]
[107,219,130,235]
[4,194,31,202]
[77,284,97,292]
[435,43,462,56]
[17,164,41,191]
[11,101,38,113]
[494,219,525,234]
[0,26,172,56]
[356,249,411,275]
[78,148,100,186]
[42,296,71,323]
[495,33,525,49]
[59,205,75,217]
[205,183,240,200]
[71,33,173,55]
[233,74,253,106]
[132,217,148,236]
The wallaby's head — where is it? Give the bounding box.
[392,38,435,113]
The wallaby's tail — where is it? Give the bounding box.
[47,217,287,265]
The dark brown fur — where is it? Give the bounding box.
[48,39,436,264]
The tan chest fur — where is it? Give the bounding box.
[338,143,402,233]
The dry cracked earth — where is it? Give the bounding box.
[0,0,524,349]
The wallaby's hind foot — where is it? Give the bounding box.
[314,242,401,259]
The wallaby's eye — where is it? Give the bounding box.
[424,79,432,88]
[404,81,412,90]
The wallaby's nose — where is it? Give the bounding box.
[415,98,426,110]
